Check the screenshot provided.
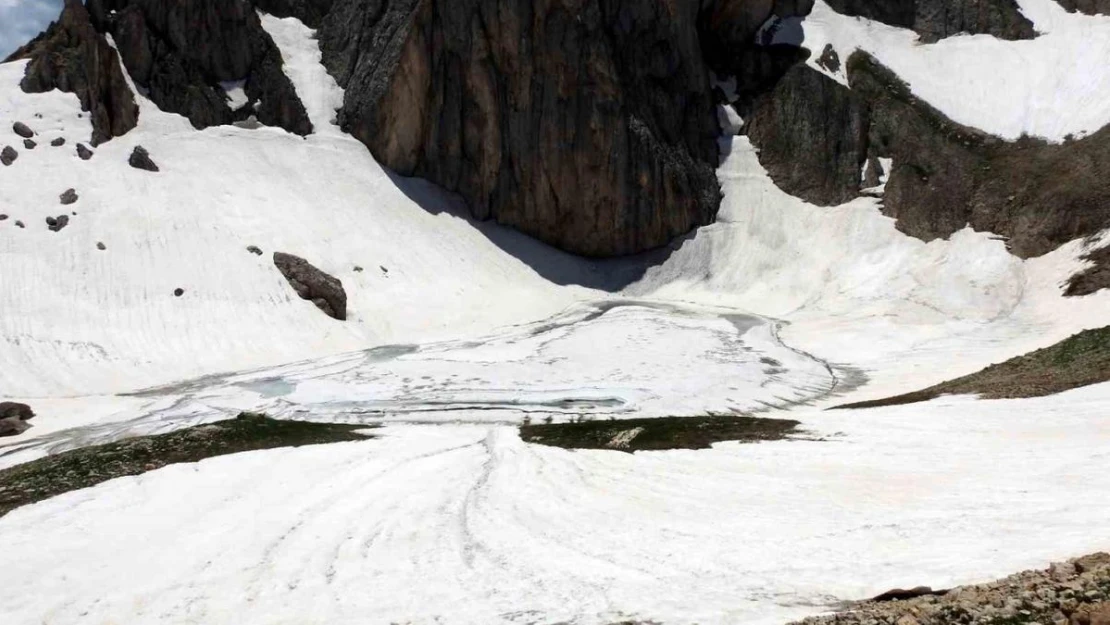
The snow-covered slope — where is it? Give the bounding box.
[0,20,600,396]
[796,0,1110,141]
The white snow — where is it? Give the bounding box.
[799,0,1110,141]
[2,384,1109,625]
[219,79,249,110]
[1,9,1109,625]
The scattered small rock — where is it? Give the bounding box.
[129,146,160,172]
[247,245,263,256]
[59,188,78,205]
[46,215,70,232]
[50,137,65,147]
[353,265,364,272]
[380,265,388,273]
[1,146,16,166]
[0,214,7,221]
[15,220,24,228]
[173,288,185,297]
[12,122,33,138]
[76,143,93,160]
[273,252,347,320]
[23,139,36,150]
[97,241,106,250]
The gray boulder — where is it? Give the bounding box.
[51,137,66,147]
[46,215,71,232]
[12,122,34,138]
[273,252,346,320]
[0,146,15,166]
[1056,0,1110,13]
[0,417,31,437]
[76,143,94,160]
[23,139,36,149]
[129,145,159,171]
[60,188,79,205]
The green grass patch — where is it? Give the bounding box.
[838,326,1110,409]
[0,413,373,518]
[520,415,801,453]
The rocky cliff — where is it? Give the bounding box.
[5,0,138,146]
[317,0,723,257]
[86,0,312,134]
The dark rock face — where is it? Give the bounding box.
[51,137,66,147]
[12,122,34,138]
[87,0,312,135]
[254,0,335,27]
[746,65,870,206]
[319,0,723,257]
[60,188,79,205]
[46,215,71,232]
[273,252,346,320]
[851,53,1110,259]
[1054,0,1110,14]
[1065,244,1110,297]
[823,0,1035,42]
[0,418,31,437]
[76,143,94,160]
[700,0,815,63]
[6,0,138,146]
[129,145,160,171]
[0,147,16,166]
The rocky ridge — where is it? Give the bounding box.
[790,553,1110,625]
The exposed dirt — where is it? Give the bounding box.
[0,413,373,518]
[837,326,1110,409]
[520,415,801,453]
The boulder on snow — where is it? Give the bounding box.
[247,245,263,255]
[76,143,93,160]
[129,146,159,172]
[23,139,36,150]
[46,215,70,232]
[0,214,7,221]
[12,122,34,138]
[60,188,79,205]
[0,402,34,421]
[51,137,66,147]
[173,287,185,297]
[97,241,106,250]
[0,147,15,166]
[15,220,25,228]
[273,252,347,320]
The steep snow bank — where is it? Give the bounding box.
[801,0,1110,141]
[0,52,596,396]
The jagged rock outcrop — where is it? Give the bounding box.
[823,0,1035,42]
[273,252,346,320]
[4,0,138,146]
[745,64,870,205]
[318,0,723,257]
[85,0,311,135]
[254,0,335,27]
[1055,0,1110,14]
[851,52,1110,259]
